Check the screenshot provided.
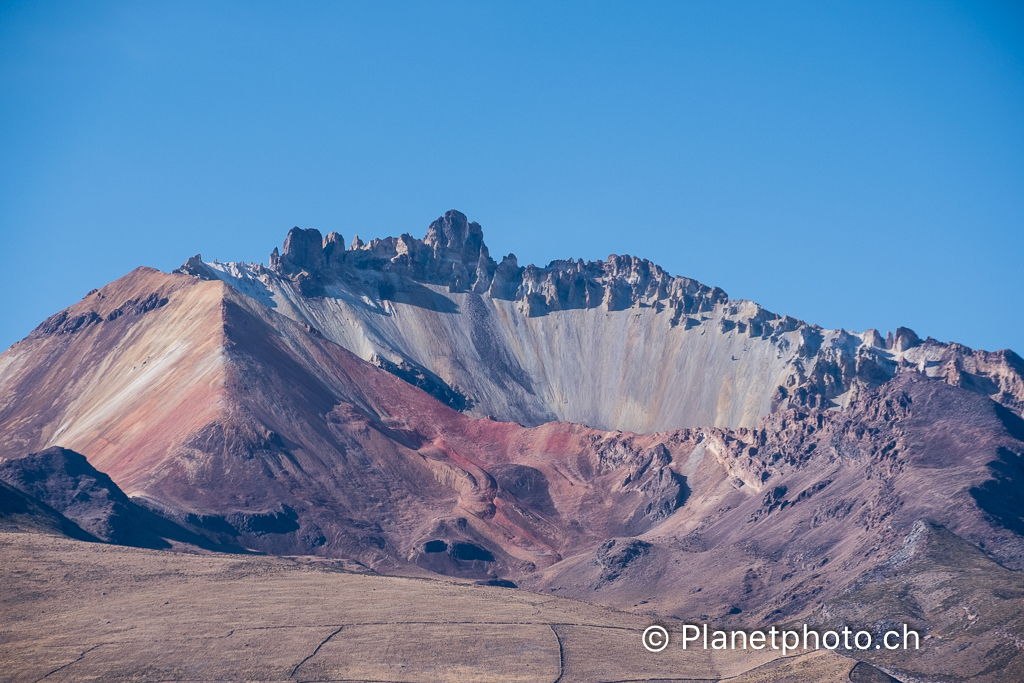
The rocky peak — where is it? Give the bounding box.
[281,227,326,275]
[322,231,345,264]
[862,328,886,349]
[174,254,220,281]
[424,210,485,260]
[892,326,921,352]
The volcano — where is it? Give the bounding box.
[1,211,1022,681]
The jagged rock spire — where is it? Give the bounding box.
[281,227,326,274]
[424,210,485,262]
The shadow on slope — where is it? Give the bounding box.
[0,447,249,553]
[0,479,98,541]
[971,446,1024,538]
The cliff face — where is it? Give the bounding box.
[180,210,1024,432]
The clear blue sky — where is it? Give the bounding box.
[2,1,1022,353]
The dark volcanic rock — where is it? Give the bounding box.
[106,292,168,321]
[281,226,327,275]
[28,310,102,338]
[371,354,470,411]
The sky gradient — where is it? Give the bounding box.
[2,1,1022,353]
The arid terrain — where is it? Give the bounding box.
[1,211,1022,681]
[0,532,867,683]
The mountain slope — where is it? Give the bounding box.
[1,262,1020,599]
[0,267,692,574]
[528,375,1024,617]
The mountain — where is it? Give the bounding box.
[179,210,1024,433]
[529,375,1024,612]
[0,265,691,574]
[1,210,1022,681]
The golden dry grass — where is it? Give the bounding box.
[0,532,854,682]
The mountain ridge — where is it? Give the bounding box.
[177,210,1024,433]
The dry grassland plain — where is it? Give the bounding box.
[0,532,859,683]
